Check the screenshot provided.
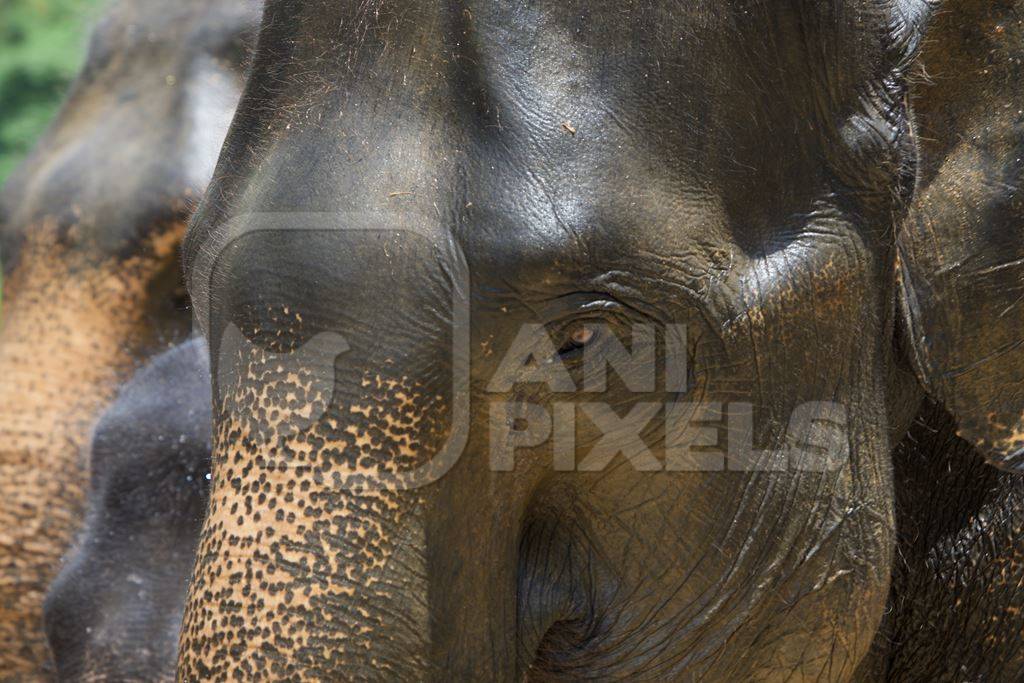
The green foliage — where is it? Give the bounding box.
[0,0,103,183]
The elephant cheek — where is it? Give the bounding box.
[0,221,184,674]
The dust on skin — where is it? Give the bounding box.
[0,219,185,675]
[180,307,443,678]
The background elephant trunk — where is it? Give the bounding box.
[0,222,184,673]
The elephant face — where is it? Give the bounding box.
[43,338,211,682]
[179,0,1022,679]
[0,0,259,672]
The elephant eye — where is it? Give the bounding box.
[556,323,597,358]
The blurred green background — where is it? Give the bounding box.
[0,0,103,184]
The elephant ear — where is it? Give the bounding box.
[898,0,1024,470]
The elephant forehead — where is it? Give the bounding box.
[0,0,258,265]
[184,0,925,317]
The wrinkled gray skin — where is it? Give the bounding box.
[43,339,211,682]
[165,0,1024,680]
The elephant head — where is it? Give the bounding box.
[43,338,211,682]
[178,0,1022,679]
[0,0,259,672]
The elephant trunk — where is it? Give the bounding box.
[0,297,127,673]
[177,222,539,678]
[0,223,183,674]
[180,464,521,679]
[179,319,522,679]
[176,362,520,679]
